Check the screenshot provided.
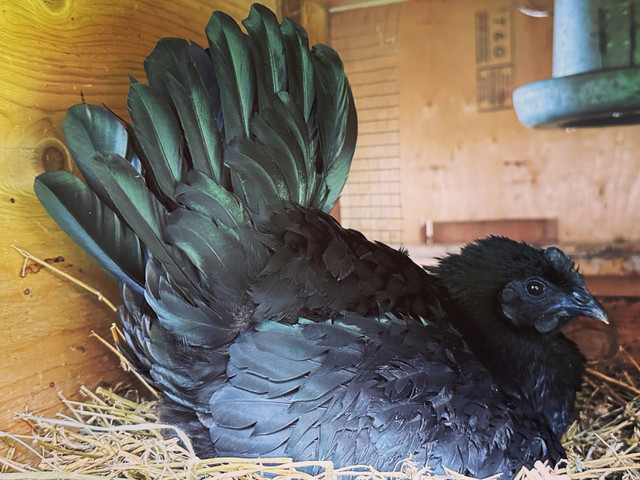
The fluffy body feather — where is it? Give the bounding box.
[34,5,607,479]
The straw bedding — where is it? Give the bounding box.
[1,344,639,480]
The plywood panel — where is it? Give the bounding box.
[0,0,278,441]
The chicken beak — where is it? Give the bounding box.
[585,298,609,324]
[571,292,609,325]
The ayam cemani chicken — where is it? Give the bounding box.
[34,4,609,478]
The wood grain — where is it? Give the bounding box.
[0,0,281,439]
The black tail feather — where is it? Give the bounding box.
[35,2,356,426]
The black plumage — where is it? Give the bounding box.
[34,4,608,479]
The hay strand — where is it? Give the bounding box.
[1,356,639,480]
[10,245,118,313]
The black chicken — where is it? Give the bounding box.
[34,4,608,478]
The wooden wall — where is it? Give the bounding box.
[0,0,281,440]
[332,0,640,245]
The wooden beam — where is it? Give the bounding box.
[282,0,329,45]
[426,218,559,244]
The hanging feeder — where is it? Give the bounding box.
[513,0,640,128]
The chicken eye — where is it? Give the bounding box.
[525,279,545,296]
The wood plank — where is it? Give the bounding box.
[358,118,400,134]
[332,33,396,51]
[584,275,640,297]
[333,42,398,63]
[429,218,559,244]
[357,130,400,147]
[353,81,399,98]
[353,143,401,160]
[348,67,398,86]
[343,53,398,74]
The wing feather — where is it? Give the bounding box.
[206,11,255,142]
[34,171,146,293]
[127,82,186,202]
